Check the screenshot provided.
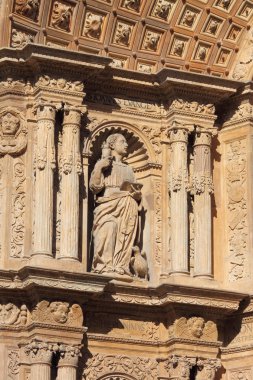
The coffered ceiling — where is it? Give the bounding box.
[6,0,253,78]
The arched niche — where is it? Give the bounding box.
[97,374,137,380]
[83,121,161,279]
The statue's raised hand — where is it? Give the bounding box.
[96,157,113,171]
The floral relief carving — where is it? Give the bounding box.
[142,30,161,51]
[10,158,26,258]
[35,75,84,92]
[25,341,57,364]
[14,0,40,21]
[226,140,248,282]
[50,1,73,32]
[11,29,34,48]
[83,12,104,40]
[83,354,158,380]
[0,303,27,325]
[7,351,19,380]
[0,109,27,156]
[31,300,83,326]
[114,22,133,46]
[58,344,81,366]
[153,181,162,266]
[168,317,218,341]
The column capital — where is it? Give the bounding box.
[165,355,196,380]
[196,358,221,380]
[168,127,190,144]
[25,340,56,365]
[194,129,215,147]
[63,105,87,125]
[34,101,60,120]
[58,344,81,368]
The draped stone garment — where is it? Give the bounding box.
[90,160,139,274]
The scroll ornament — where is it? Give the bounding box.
[0,109,27,156]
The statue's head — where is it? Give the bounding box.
[1,112,20,136]
[106,133,128,157]
[49,302,70,323]
[187,317,205,338]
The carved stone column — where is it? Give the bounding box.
[33,104,56,257]
[193,130,213,278]
[59,107,82,260]
[169,128,189,275]
[57,345,80,380]
[26,341,54,380]
[196,358,221,380]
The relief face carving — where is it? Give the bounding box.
[50,1,73,32]
[14,0,40,21]
[90,133,142,276]
[169,317,218,341]
[11,29,34,48]
[31,300,83,326]
[0,109,27,156]
[83,12,104,39]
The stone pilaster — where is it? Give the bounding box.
[59,107,82,260]
[26,341,54,380]
[33,103,56,257]
[193,130,213,278]
[169,128,189,275]
[57,345,81,380]
[196,358,221,380]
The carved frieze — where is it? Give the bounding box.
[14,0,40,21]
[0,303,27,325]
[0,109,27,156]
[230,369,252,380]
[83,353,158,380]
[7,350,19,380]
[226,140,248,282]
[168,317,218,341]
[10,158,26,258]
[35,75,84,92]
[50,1,73,32]
[31,301,83,326]
[169,99,215,115]
[11,29,34,48]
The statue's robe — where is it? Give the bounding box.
[90,160,139,275]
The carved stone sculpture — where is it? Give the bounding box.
[83,12,104,39]
[123,0,141,11]
[90,133,142,275]
[0,109,27,156]
[14,0,40,21]
[182,9,196,27]
[164,355,196,379]
[11,29,34,48]
[114,23,132,46]
[130,246,148,279]
[196,358,221,380]
[0,303,27,325]
[169,316,218,341]
[153,0,172,20]
[50,1,73,32]
[143,31,160,51]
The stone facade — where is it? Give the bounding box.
[0,1,253,379]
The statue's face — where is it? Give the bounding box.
[191,319,204,338]
[113,135,128,156]
[51,304,69,323]
[1,113,19,136]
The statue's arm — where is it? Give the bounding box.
[89,161,105,194]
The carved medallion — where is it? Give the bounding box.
[0,108,27,156]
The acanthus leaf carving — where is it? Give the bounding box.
[164,355,196,379]
[196,358,221,380]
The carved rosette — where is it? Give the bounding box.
[225,140,248,282]
[83,354,158,380]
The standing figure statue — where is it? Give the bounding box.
[90,133,142,275]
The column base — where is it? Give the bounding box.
[57,256,79,261]
[169,270,190,276]
[31,251,53,258]
[193,273,213,280]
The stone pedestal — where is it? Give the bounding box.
[33,104,56,257]
[169,128,189,275]
[59,107,82,260]
[193,131,213,278]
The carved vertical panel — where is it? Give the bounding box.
[225,139,248,282]
[7,350,19,380]
[10,157,26,258]
[154,180,162,266]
